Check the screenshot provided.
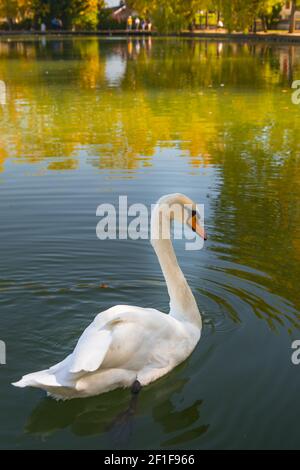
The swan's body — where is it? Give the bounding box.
[13,194,205,400]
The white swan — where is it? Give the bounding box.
[13,193,207,400]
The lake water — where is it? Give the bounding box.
[0,37,300,450]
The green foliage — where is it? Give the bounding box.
[98,7,126,30]
[41,0,102,29]
[0,0,293,32]
[127,0,212,32]
[0,0,103,30]
[219,0,284,32]
[127,0,285,32]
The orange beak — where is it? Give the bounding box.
[188,214,207,241]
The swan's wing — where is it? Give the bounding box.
[66,305,185,375]
[67,305,150,374]
[69,325,112,374]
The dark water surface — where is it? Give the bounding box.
[0,37,300,449]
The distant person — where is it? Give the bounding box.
[127,16,133,31]
[51,18,58,30]
[141,19,146,31]
[217,19,224,29]
[41,22,46,33]
[148,21,152,32]
[52,17,63,30]
[135,17,140,30]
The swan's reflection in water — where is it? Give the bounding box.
[25,364,209,448]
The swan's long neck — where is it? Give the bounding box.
[151,201,201,329]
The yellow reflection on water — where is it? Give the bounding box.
[0,38,299,176]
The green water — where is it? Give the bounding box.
[0,37,300,450]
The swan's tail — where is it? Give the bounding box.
[12,376,33,388]
[12,355,79,399]
[12,369,77,400]
[12,369,62,389]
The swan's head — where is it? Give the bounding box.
[154,193,207,241]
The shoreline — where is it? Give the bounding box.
[1,30,300,44]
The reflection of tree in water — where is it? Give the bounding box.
[0,39,299,175]
[25,363,208,448]
[208,115,300,332]
[0,145,7,174]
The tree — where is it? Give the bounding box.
[0,0,18,28]
[0,0,291,32]
[63,0,101,30]
[22,0,103,30]
[289,0,297,33]
[219,0,283,33]
[127,0,212,33]
[256,1,285,32]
